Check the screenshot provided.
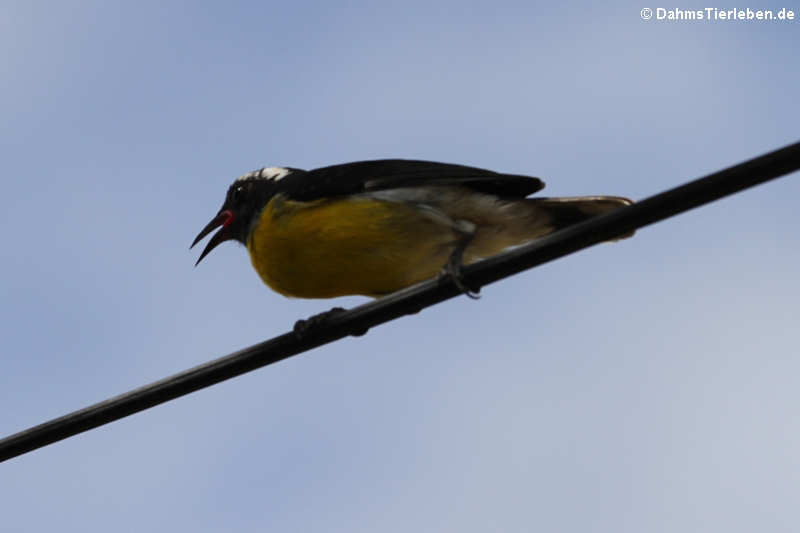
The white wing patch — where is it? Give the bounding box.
[236,166,291,182]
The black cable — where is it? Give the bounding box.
[1,141,798,463]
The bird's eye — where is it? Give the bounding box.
[231,186,244,203]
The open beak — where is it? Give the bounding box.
[191,210,235,266]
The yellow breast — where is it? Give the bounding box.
[247,196,455,298]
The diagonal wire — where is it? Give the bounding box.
[1,141,798,463]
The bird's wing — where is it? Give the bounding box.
[281,159,545,201]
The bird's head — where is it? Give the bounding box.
[191,167,294,265]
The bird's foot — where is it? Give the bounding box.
[441,251,481,300]
[294,307,369,338]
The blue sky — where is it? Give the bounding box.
[2,1,798,531]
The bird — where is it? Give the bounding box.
[191,159,633,300]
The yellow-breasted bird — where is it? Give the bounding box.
[191,159,633,299]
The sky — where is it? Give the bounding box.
[1,1,798,531]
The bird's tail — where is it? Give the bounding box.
[526,196,635,241]
[459,194,634,264]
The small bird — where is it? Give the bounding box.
[192,159,633,299]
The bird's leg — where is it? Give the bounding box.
[294,307,369,338]
[441,221,481,299]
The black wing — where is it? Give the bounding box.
[279,159,545,201]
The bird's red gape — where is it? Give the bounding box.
[220,210,235,227]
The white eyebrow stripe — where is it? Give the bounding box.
[236,166,291,182]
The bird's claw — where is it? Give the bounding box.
[441,255,481,299]
[294,307,369,338]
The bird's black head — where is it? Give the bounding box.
[191,167,294,265]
